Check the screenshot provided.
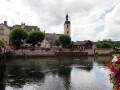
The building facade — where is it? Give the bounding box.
[0,21,10,44]
[64,14,71,36]
[43,33,60,48]
[73,40,94,50]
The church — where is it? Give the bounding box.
[41,14,71,48]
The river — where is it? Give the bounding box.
[0,56,113,90]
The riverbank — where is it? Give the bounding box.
[10,49,111,58]
[12,50,89,58]
[0,49,114,59]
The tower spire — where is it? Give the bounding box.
[66,13,68,21]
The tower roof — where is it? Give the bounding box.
[64,14,70,24]
[64,21,70,24]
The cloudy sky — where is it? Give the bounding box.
[0,0,120,41]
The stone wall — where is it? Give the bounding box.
[12,48,113,57]
[84,48,113,55]
[95,48,113,54]
[13,50,55,57]
[55,52,88,56]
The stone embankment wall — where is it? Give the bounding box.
[95,48,113,54]
[13,50,55,57]
[85,48,113,55]
[55,52,88,56]
[12,49,88,57]
[84,48,113,55]
[11,48,113,57]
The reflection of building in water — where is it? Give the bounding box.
[56,57,93,66]
[95,56,112,66]
[76,66,93,71]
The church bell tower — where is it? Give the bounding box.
[64,14,71,36]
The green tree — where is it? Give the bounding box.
[9,27,28,48]
[0,39,6,47]
[102,42,112,48]
[68,41,73,49]
[113,41,120,52]
[55,39,60,48]
[96,42,102,48]
[96,39,113,48]
[58,34,71,48]
[28,30,45,45]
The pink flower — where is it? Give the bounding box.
[115,60,120,64]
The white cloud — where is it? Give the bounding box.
[0,0,39,26]
[98,3,120,41]
[0,0,120,41]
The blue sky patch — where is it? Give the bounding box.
[99,5,116,20]
[96,25,104,32]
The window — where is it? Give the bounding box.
[67,25,69,28]
[67,31,69,34]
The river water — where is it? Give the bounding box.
[0,56,113,90]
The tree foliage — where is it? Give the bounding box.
[96,39,113,48]
[55,39,60,47]
[0,39,6,47]
[68,41,74,49]
[96,39,120,52]
[28,30,45,45]
[58,34,71,48]
[113,41,120,52]
[9,27,28,48]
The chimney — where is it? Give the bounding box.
[4,21,7,26]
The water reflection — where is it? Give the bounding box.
[7,64,45,88]
[0,62,7,90]
[0,56,113,90]
[58,66,71,90]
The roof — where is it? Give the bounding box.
[12,25,40,31]
[0,23,10,29]
[64,20,70,24]
[73,40,94,46]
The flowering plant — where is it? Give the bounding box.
[106,54,120,90]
